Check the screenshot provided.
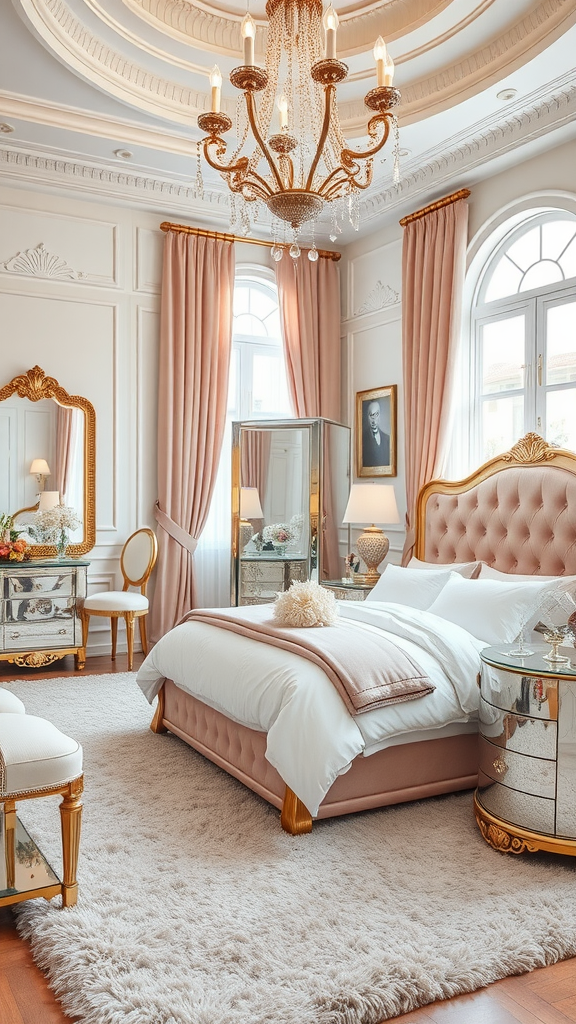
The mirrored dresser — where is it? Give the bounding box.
[475,645,576,857]
[0,558,89,669]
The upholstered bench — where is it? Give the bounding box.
[0,694,83,908]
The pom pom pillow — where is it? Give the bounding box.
[273,580,338,628]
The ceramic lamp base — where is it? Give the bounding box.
[239,519,253,551]
[355,525,389,585]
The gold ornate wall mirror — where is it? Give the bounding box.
[0,366,96,557]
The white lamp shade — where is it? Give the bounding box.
[38,490,60,510]
[343,483,400,525]
[240,487,264,519]
[30,458,51,476]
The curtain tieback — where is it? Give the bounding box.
[154,501,198,555]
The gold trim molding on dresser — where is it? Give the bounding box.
[475,645,576,857]
[0,559,89,669]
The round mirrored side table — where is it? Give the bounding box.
[475,644,576,857]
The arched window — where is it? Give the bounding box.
[469,211,576,464]
[229,273,291,420]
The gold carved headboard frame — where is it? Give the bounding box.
[0,366,96,558]
[414,434,576,576]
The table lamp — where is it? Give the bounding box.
[38,490,61,511]
[239,487,264,550]
[342,483,400,584]
[30,458,51,491]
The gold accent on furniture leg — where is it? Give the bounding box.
[74,645,86,671]
[474,793,576,857]
[4,800,16,891]
[281,786,313,835]
[150,684,167,734]
[59,777,83,907]
[125,612,135,671]
[6,651,65,668]
[138,614,149,657]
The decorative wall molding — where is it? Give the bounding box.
[354,281,400,316]
[0,242,85,280]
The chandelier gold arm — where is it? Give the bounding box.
[244,91,285,193]
[200,138,252,180]
[304,82,335,192]
[341,113,391,166]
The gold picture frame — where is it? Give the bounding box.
[355,385,397,478]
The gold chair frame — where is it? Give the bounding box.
[81,528,158,670]
[1,775,83,908]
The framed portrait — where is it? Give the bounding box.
[355,385,397,478]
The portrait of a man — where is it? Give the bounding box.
[356,385,397,477]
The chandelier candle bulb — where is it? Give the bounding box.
[209,65,222,112]
[384,52,395,86]
[374,37,387,87]
[241,12,256,66]
[277,93,289,129]
[323,5,338,59]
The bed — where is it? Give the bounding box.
[137,433,576,833]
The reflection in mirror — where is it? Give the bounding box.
[231,418,350,605]
[0,367,96,557]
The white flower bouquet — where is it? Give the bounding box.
[30,505,81,554]
[262,522,295,545]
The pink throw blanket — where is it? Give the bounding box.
[178,605,434,716]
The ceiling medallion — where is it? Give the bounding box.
[196,0,400,259]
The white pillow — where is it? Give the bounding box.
[479,564,576,585]
[479,566,576,627]
[427,573,552,644]
[369,564,453,610]
[408,556,481,579]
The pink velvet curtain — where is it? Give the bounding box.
[54,405,75,504]
[274,255,341,420]
[150,230,235,640]
[401,197,469,564]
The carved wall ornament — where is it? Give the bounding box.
[503,433,558,464]
[0,242,85,280]
[354,280,400,316]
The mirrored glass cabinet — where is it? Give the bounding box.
[231,418,351,606]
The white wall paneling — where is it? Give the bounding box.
[135,227,163,294]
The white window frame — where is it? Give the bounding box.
[231,266,291,421]
[466,211,576,468]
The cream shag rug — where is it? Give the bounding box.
[6,673,576,1024]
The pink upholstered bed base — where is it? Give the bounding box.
[161,678,479,820]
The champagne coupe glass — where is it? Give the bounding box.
[506,614,535,658]
[538,583,576,665]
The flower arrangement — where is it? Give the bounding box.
[30,505,81,556]
[345,552,361,575]
[0,513,30,561]
[262,522,295,546]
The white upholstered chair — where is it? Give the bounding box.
[82,527,158,670]
[0,694,83,908]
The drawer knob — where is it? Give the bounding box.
[58,628,67,635]
[10,632,20,639]
[493,755,508,776]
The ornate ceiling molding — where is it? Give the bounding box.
[15,0,576,131]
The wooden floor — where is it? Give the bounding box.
[1,653,575,1024]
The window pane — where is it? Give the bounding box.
[249,286,276,321]
[263,308,281,338]
[506,226,540,271]
[484,255,522,302]
[233,285,249,316]
[560,238,576,281]
[520,260,563,292]
[482,395,525,461]
[481,316,525,394]
[252,353,291,416]
[546,389,576,451]
[542,220,576,261]
[234,312,267,337]
[546,301,576,385]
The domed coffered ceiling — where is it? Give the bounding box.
[1,0,575,239]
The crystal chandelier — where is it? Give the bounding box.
[197,0,400,260]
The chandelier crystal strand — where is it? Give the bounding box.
[392,115,401,186]
[195,141,204,199]
[196,0,401,253]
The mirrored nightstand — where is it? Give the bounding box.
[320,579,374,602]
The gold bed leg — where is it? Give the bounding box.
[281,786,313,835]
[4,800,16,891]
[59,777,83,908]
[150,684,167,734]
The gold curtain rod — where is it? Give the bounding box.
[160,222,342,261]
[399,189,471,227]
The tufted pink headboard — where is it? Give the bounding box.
[415,434,576,577]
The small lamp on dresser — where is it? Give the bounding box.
[239,487,264,551]
[343,483,400,585]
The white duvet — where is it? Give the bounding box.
[137,601,486,816]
